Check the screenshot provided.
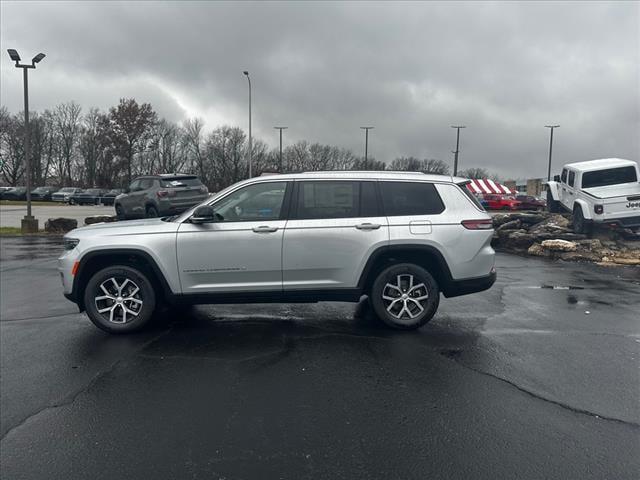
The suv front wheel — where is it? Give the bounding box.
[370,263,440,330]
[84,265,157,333]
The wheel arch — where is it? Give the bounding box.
[357,245,455,297]
[72,249,175,311]
[545,182,560,201]
[573,199,592,220]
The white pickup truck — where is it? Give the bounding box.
[545,158,640,233]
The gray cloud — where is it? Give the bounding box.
[1,0,638,178]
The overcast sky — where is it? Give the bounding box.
[1,1,638,179]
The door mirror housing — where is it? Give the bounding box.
[191,205,216,224]
[553,175,560,182]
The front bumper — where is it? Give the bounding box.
[443,268,497,298]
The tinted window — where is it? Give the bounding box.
[360,182,379,217]
[582,166,638,188]
[128,180,141,191]
[561,169,568,183]
[380,182,445,216]
[214,182,286,222]
[138,179,154,189]
[568,171,575,187]
[296,181,359,219]
[160,176,203,188]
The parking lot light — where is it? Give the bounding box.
[6,48,46,233]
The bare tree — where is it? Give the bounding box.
[52,101,82,185]
[108,98,157,183]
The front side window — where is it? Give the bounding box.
[380,181,445,216]
[568,171,575,187]
[561,169,568,184]
[582,166,638,188]
[128,180,141,191]
[213,182,287,222]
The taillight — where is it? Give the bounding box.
[462,219,494,230]
[594,204,603,214]
[157,190,176,198]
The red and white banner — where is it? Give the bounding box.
[465,178,512,195]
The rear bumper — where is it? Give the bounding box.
[604,215,640,228]
[443,268,497,298]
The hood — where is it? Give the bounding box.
[583,183,640,199]
[67,218,179,238]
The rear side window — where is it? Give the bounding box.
[138,179,154,189]
[296,181,359,219]
[160,176,203,188]
[561,169,568,183]
[582,166,638,188]
[568,171,575,187]
[380,182,445,216]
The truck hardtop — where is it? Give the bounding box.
[545,158,640,233]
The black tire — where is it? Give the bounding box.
[69,198,76,205]
[370,263,440,330]
[573,206,591,234]
[146,205,159,218]
[83,265,157,334]
[547,190,560,213]
[115,204,126,220]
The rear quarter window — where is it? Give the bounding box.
[380,182,445,216]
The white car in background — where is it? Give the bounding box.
[546,158,640,233]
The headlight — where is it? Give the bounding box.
[63,238,80,250]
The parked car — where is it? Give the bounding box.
[0,186,13,196]
[69,188,108,205]
[59,171,496,333]
[515,195,546,211]
[482,194,522,210]
[30,186,59,201]
[546,158,640,233]
[1,187,27,201]
[101,189,124,206]
[52,187,83,203]
[114,174,209,219]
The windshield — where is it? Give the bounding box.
[173,181,242,222]
[582,166,638,188]
[59,187,75,192]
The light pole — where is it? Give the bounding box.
[243,71,252,178]
[274,127,288,173]
[451,125,466,176]
[545,125,560,181]
[360,126,374,162]
[7,49,45,234]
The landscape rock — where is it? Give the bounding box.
[527,243,546,256]
[45,217,77,233]
[541,239,577,252]
[496,219,521,232]
[507,232,536,249]
[85,215,118,225]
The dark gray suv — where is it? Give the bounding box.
[114,174,209,219]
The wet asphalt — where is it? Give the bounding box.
[0,236,639,480]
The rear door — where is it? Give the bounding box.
[282,180,388,291]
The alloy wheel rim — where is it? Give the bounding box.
[382,274,429,321]
[94,277,143,324]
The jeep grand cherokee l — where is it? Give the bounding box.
[59,171,496,334]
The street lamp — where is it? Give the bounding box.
[7,49,46,233]
[451,125,466,176]
[545,125,560,181]
[243,71,252,178]
[274,127,288,173]
[360,127,374,162]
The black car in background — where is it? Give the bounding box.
[1,187,27,201]
[100,189,124,206]
[30,186,59,201]
[69,188,108,205]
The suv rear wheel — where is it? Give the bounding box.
[115,204,126,220]
[370,263,440,330]
[146,205,159,218]
[83,265,157,333]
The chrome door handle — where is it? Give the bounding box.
[252,225,278,233]
[356,223,381,230]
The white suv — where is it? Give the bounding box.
[59,172,496,334]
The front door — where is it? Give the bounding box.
[176,181,290,294]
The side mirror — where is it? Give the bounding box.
[553,175,560,182]
[191,205,216,224]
